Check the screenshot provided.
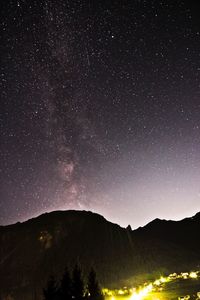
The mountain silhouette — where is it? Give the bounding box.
[1,210,200,300]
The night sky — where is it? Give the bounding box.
[1,0,200,228]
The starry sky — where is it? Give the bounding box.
[1,0,200,228]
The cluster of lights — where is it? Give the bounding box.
[130,283,153,300]
[103,270,200,300]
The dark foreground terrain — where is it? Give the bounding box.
[1,210,200,299]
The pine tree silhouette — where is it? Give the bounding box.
[72,264,84,300]
[87,268,104,300]
[43,276,58,300]
[59,267,72,300]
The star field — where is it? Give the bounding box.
[0,0,200,228]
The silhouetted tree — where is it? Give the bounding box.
[72,264,84,300]
[43,276,58,300]
[87,268,104,300]
[59,267,72,300]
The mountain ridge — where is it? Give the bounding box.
[1,209,199,230]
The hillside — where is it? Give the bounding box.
[0,210,200,300]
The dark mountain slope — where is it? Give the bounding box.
[0,210,200,300]
[135,212,200,252]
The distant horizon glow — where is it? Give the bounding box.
[3,205,200,230]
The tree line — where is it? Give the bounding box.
[43,265,104,300]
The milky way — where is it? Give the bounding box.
[1,0,200,228]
